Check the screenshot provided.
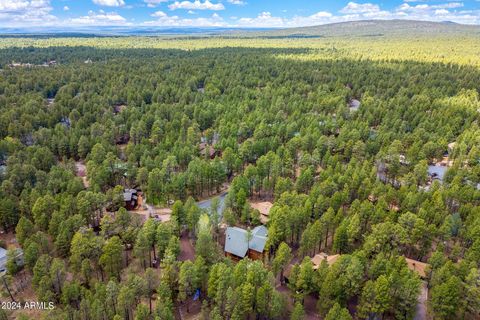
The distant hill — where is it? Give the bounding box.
[235,20,480,38]
[1,19,479,38]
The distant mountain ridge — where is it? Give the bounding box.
[0,19,479,38]
[237,20,480,38]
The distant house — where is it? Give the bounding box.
[60,117,71,128]
[0,248,7,273]
[0,248,23,274]
[123,189,139,210]
[448,142,456,153]
[115,133,130,145]
[311,252,340,270]
[113,104,127,114]
[224,225,268,261]
[404,257,429,279]
[250,201,273,224]
[428,165,447,182]
[199,143,219,159]
[349,99,361,112]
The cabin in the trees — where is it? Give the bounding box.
[404,257,429,279]
[199,133,221,159]
[199,143,219,159]
[308,253,429,279]
[349,98,361,112]
[123,189,139,210]
[250,201,273,224]
[311,252,340,269]
[428,165,447,183]
[0,248,23,274]
[224,225,268,261]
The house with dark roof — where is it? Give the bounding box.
[123,189,139,210]
[224,225,268,261]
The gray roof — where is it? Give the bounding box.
[349,99,361,110]
[123,189,137,202]
[428,166,447,181]
[224,226,268,258]
[0,248,7,272]
[252,225,268,237]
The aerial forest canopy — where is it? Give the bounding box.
[0,27,479,320]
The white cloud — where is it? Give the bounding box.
[0,0,478,29]
[398,2,463,12]
[228,0,246,5]
[146,10,226,26]
[70,10,128,25]
[168,0,225,11]
[144,0,169,8]
[0,0,57,26]
[151,10,168,18]
[340,2,381,14]
[435,9,449,15]
[231,2,479,28]
[237,11,285,27]
[92,0,125,7]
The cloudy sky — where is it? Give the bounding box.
[1,0,479,28]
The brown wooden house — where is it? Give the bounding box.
[224,226,268,261]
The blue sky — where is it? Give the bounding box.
[1,0,480,28]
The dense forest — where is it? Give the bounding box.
[0,32,479,320]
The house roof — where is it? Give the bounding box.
[252,225,268,237]
[200,145,216,157]
[405,257,429,278]
[349,99,361,110]
[311,253,340,269]
[123,189,137,202]
[250,225,268,253]
[250,201,273,217]
[224,226,268,258]
[0,248,8,272]
[306,252,428,278]
[428,165,447,181]
[225,227,249,258]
